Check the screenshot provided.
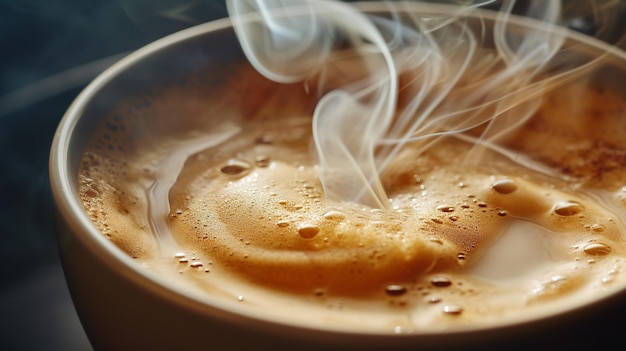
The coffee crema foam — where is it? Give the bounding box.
[79,63,626,332]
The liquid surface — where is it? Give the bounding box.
[78,63,626,333]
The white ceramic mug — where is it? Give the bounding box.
[49,3,626,350]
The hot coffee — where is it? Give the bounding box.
[77,53,626,333]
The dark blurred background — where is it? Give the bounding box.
[0,1,624,350]
[0,1,228,349]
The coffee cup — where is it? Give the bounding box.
[49,3,626,350]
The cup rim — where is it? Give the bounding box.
[49,1,626,344]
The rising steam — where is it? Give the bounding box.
[226,0,603,208]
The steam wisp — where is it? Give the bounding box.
[229,0,398,208]
[226,0,604,209]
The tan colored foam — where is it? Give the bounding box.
[78,63,626,332]
[171,148,463,295]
